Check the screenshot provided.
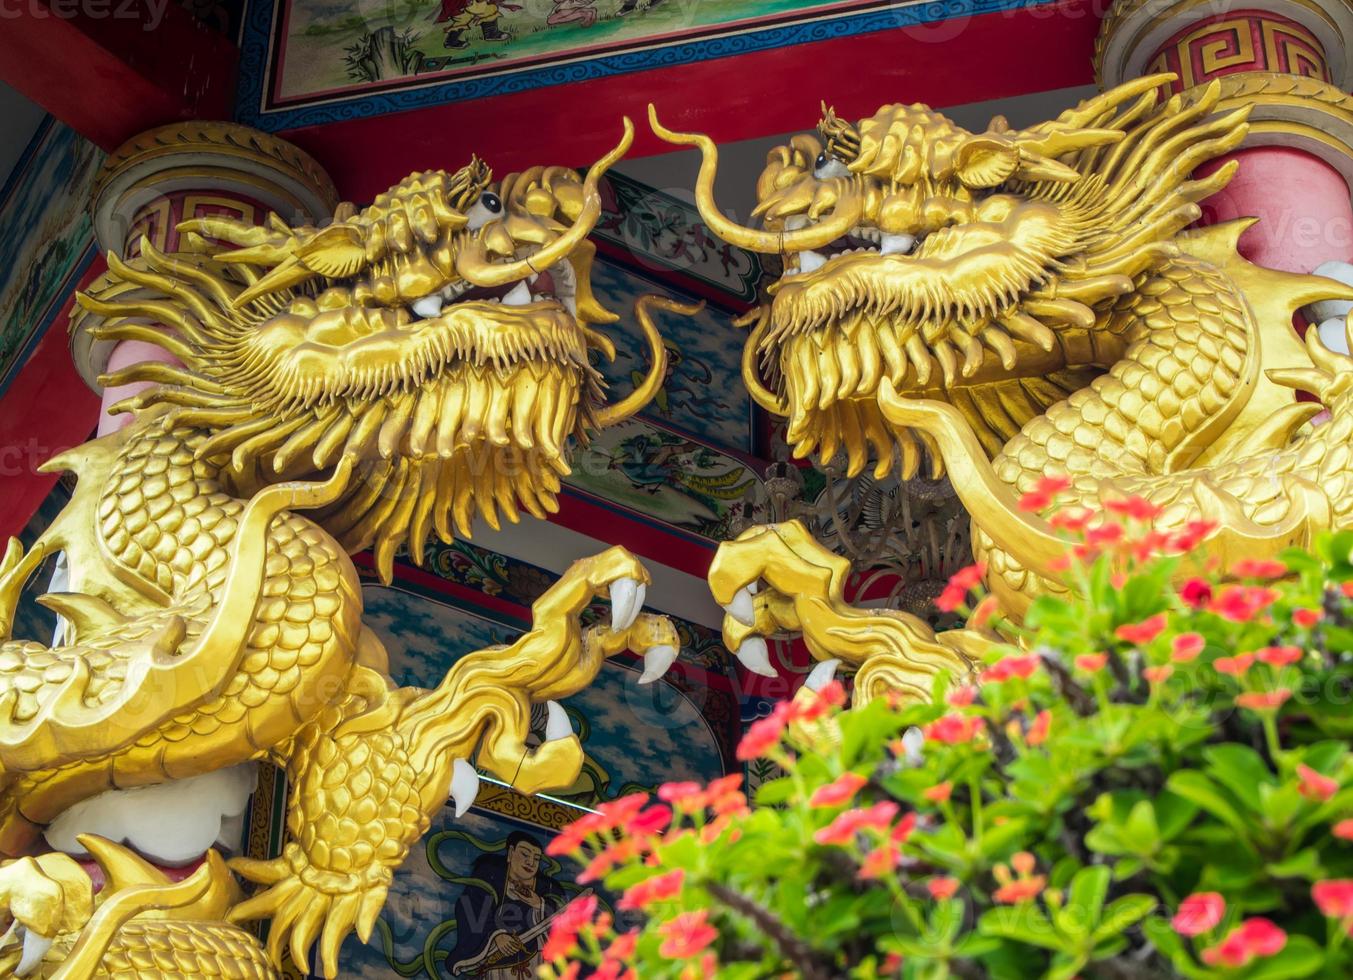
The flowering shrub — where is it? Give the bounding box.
[542,488,1353,979]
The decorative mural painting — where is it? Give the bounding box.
[240,553,738,977]
[0,120,102,392]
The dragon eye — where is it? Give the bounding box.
[813,153,850,180]
[466,191,504,231]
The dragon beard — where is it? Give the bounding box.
[81,241,608,581]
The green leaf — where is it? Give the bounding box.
[754,777,796,806]
[1265,848,1324,881]
[1066,865,1111,934]
[1239,936,1324,979]
[1166,770,1254,843]
[1093,895,1157,942]
[1204,744,1274,813]
[978,907,1063,951]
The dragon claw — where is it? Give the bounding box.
[609,576,645,632]
[638,643,679,684]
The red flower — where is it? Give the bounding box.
[1085,522,1124,547]
[927,876,961,900]
[809,772,868,808]
[1011,851,1036,876]
[1213,653,1254,677]
[971,594,1000,628]
[925,713,981,745]
[1049,507,1093,533]
[891,811,918,845]
[1025,709,1052,746]
[946,685,977,707]
[1179,578,1213,609]
[736,711,786,760]
[1202,918,1286,968]
[1298,764,1339,802]
[922,782,953,804]
[993,877,1046,903]
[1256,645,1303,667]
[1236,689,1291,711]
[937,563,987,612]
[1018,475,1072,512]
[544,894,600,961]
[1115,613,1167,646]
[604,930,639,963]
[1334,818,1353,840]
[858,844,901,879]
[657,781,704,810]
[1313,880,1353,919]
[1293,607,1323,628]
[1106,495,1161,522]
[658,909,718,959]
[1210,585,1280,623]
[1074,653,1108,673]
[1143,665,1174,685]
[982,654,1040,684]
[814,801,900,846]
[618,869,684,910]
[1171,520,1218,553]
[1342,581,1353,599]
[1172,892,1224,936]
[1231,558,1288,579]
[1171,633,1206,663]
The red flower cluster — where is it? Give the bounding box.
[992,852,1045,904]
[1256,645,1303,667]
[1025,709,1052,746]
[1209,584,1280,623]
[1105,494,1162,522]
[937,563,987,612]
[1313,880,1353,921]
[619,869,684,911]
[1171,633,1205,662]
[734,683,848,760]
[1298,764,1339,802]
[1201,918,1286,968]
[542,894,600,962]
[1231,558,1288,579]
[1235,689,1291,711]
[925,713,981,745]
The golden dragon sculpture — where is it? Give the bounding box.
[652,77,1353,701]
[0,120,691,977]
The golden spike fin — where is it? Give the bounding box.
[35,594,127,642]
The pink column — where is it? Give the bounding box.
[96,338,181,436]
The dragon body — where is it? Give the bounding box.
[652,79,1353,692]
[0,123,686,978]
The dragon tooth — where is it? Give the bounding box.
[723,586,756,626]
[502,281,532,307]
[543,701,573,742]
[412,295,444,319]
[804,658,841,691]
[799,251,827,275]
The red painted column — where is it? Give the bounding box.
[74,124,339,433]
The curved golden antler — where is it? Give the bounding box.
[647,105,860,254]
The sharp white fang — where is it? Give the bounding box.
[450,758,481,817]
[724,586,755,627]
[16,931,51,977]
[638,644,679,684]
[804,658,841,691]
[785,215,810,231]
[412,295,444,319]
[610,577,644,632]
[735,636,777,677]
[898,726,925,767]
[799,251,827,274]
[544,700,573,741]
[502,281,532,306]
[881,233,916,256]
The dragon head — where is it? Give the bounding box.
[78,121,677,580]
[651,77,1248,477]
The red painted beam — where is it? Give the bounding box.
[0,2,237,151]
[0,262,104,543]
[283,0,1103,202]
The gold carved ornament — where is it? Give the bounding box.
[650,76,1353,694]
[0,118,693,978]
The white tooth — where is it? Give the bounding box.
[799,251,827,274]
[610,577,644,632]
[805,658,841,691]
[724,587,755,626]
[734,636,777,677]
[16,931,51,977]
[544,700,573,741]
[639,644,679,684]
[746,580,759,595]
[880,233,916,256]
[412,295,444,319]
[563,295,578,318]
[502,281,532,306]
[785,215,810,231]
[450,758,480,817]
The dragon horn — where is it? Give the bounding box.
[594,295,700,428]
